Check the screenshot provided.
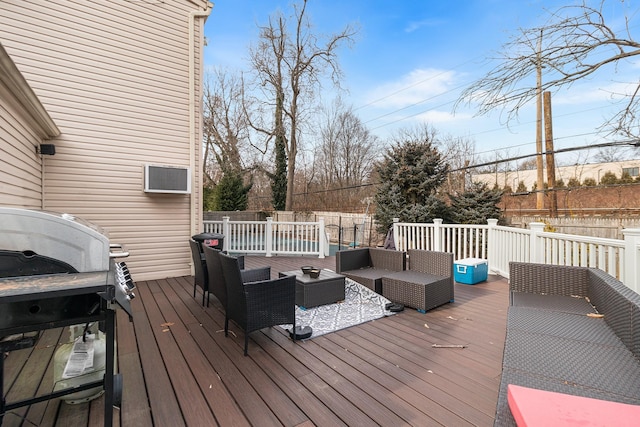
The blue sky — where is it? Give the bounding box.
[203,0,639,164]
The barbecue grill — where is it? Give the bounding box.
[0,207,135,426]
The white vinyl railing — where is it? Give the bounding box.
[200,215,640,292]
[393,218,640,293]
[394,219,489,260]
[203,216,328,258]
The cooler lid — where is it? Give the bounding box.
[455,257,487,267]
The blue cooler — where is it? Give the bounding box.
[454,258,488,284]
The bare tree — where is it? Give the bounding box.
[203,69,251,181]
[518,158,538,170]
[595,144,634,163]
[439,134,477,195]
[248,0,357,210]
[317,100,379,187]
[456,1,640,138]
[311,99,379,209]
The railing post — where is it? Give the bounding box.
[622,228,640,293]
[266,217,273,257]
[529,222,546,264]
[487,219,498,273]
[318,217,326,259]
[222,216,230,252]
[433,218,443,252]
[392,218,400,251]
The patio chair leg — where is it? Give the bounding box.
[224,317,229,337]
[202,290,206,306]
[244,334,249,356]
[292,321,296,342]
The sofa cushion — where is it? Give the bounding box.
[511,292,595,315]
[342,267,388,293]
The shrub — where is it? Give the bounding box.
[449,182,503,224]
[600,171,618,185]
[515,181,528,192]
[567,177,581,188]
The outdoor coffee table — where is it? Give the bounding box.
[279,269,346,308]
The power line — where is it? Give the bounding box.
[454,140,640,172]
[277,139,640,198]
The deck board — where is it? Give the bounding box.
[2,255,509,426]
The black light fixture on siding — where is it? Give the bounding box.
[36,144,56,155]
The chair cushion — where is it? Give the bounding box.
[508,384,640,427]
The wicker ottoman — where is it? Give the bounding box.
[279,269,346,308]
[381,270,452,312]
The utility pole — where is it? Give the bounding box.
[535,30,545,210]
[543,91,558,217]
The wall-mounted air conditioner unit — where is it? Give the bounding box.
[144,164,191,194]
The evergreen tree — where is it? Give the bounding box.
[600,171,618,185]
[203,185,217,211]
[213,170,252,211]
[271,134,287,210]
[374,138,450,233]
[620,171,634,184]
[449,181,503,224]
[567,177,581,188]
[515,181,527,193]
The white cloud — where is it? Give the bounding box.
[415,110,468,124]
[554,81,636,106]
[404,19,443,33]
[365,68,459,109]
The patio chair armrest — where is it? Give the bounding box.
[243,275,296,311]
[236,254,245,270]
[241,266,271,283]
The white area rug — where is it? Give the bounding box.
[283,277,395,339]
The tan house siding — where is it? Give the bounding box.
[0,0,211,280]
[0,91,41,208]
[0,44,59,209]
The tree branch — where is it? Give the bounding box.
[456,1,640,137]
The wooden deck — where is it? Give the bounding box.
[2,256,509,426]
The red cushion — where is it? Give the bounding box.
[507,384,640,427]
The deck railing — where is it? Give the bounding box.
[204,216,328,258]
[393,219,640,293]
[201,215,640,292]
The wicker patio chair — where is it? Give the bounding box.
[189,239,208,306]
[381,249,454,312]
[218,252,297,356]
[203,245,265,309]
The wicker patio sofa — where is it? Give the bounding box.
[381,249,454,312]
[335,247,406,293]
[494,262,640,426]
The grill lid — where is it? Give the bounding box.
[0,208,110,272]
